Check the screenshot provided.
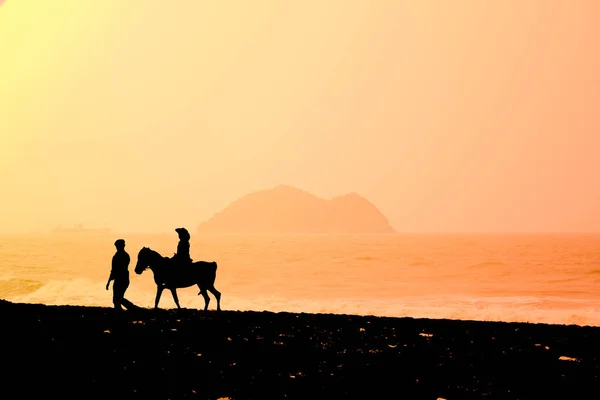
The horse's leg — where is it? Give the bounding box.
[207,285,222,312]
[154,286,165,309]
[198,287,210,311]
[170,288,181,310]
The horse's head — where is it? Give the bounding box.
[135,247,155,275]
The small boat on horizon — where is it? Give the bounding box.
[51,223,112,235]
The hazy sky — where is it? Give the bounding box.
[1,1,599,233]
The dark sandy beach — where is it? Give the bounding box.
[1,299,599,399]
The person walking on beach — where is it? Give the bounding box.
[172,227,193,267]
[106,239,135,310]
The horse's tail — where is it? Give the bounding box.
[198,261,218,295]
[209,261,217,281]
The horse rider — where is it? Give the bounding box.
[172,227,193,267]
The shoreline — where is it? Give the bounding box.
[2,299,600,398]
[4,297,599,328]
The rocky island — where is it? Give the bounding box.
[196,184,396,234]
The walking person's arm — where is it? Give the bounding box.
[106,255,116,290]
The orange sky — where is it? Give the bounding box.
[1,1,599,233]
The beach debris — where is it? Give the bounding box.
[558,356,581,362]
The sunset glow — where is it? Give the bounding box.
[2,1,599,233]
[3,4,600,396]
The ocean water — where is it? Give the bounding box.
[1,233,600,326]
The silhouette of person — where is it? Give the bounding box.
[172,227,193,267]
[106,239,135,310]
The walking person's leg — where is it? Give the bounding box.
[120,279,136,310]
[113,279,126,310]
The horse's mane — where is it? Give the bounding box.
[140,246,167,260]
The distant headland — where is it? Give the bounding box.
[196,184,396,234]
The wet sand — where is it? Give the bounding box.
[1,299,599,399]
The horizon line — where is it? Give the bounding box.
[2,230,600,236]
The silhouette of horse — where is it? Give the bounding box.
[134,247,222,311]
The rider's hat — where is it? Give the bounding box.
[175,227,190,240]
